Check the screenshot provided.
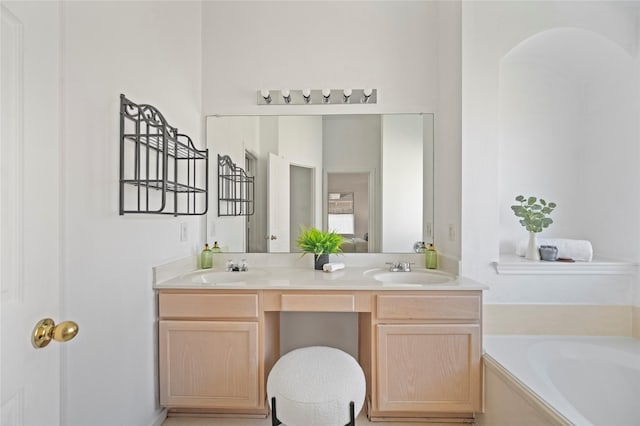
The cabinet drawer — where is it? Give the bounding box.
[377,294,480,321]
[159,293,259,320]
[280,294,355,312]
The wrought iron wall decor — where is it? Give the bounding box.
[119,94,208,216]
[217,154,254,216]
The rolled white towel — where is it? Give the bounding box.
[323,262,345,272]
[515,238,593,262]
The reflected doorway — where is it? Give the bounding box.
[327,172,371,253]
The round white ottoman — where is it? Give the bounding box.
[267,346,366,426]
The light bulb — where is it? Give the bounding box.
[322,88,331,98]
[343,88,352,103]
[281,89,291,104]
[361,88,373,103]
[302,88,312,104]
[260,89,272,104]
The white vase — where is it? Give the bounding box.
[526,231,540,261]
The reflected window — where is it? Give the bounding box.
[328,192,354,235]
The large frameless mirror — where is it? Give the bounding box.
[206,114,434,253]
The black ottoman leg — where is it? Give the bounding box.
[271,397,282,426]
[344,400,355,426]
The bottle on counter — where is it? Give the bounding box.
[201,243,213,269]
[425,243,438,269]
[211,241,222,253]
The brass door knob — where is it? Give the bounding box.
[32,318,79,349]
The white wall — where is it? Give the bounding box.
[61,2,202,425]
[435,0,462,260]
[498,28,639,260]
[202,2,438,115]
[462,1,638,305]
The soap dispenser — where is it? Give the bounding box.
[425,243,438,269]
[211,241,222,253]
[201,243,213,269]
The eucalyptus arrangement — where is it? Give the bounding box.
[296,227,344,270]
[511,195,557,260]
[510,195,557,232]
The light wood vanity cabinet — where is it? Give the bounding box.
[158,291,267,415]
[371,292,482,420]
[157,288,482,421]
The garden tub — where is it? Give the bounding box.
[481,336,640,426]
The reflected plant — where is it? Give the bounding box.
[510,195,557,233]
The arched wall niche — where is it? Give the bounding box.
[497,27,639,261]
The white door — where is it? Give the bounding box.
[267,153,290,252]
[1,3,67,425]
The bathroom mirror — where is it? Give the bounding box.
[206,114,434,253]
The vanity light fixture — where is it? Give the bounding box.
[256,88,377,105]
[260,89,272,104]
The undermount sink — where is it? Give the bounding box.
[364,269,454,285]
[187,270,261,285]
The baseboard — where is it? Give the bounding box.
[150,408,167,426]
[483,304,632,336]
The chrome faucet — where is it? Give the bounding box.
[386,262,413,272]
[226,259,248,272]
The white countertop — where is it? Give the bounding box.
[154,266,487,291]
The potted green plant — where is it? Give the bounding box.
[510,195,557,260]
[295,226,344,270]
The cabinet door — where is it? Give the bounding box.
[376,323,481,413]
[159,320,260,409]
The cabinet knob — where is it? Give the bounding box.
[32,318,79,348]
